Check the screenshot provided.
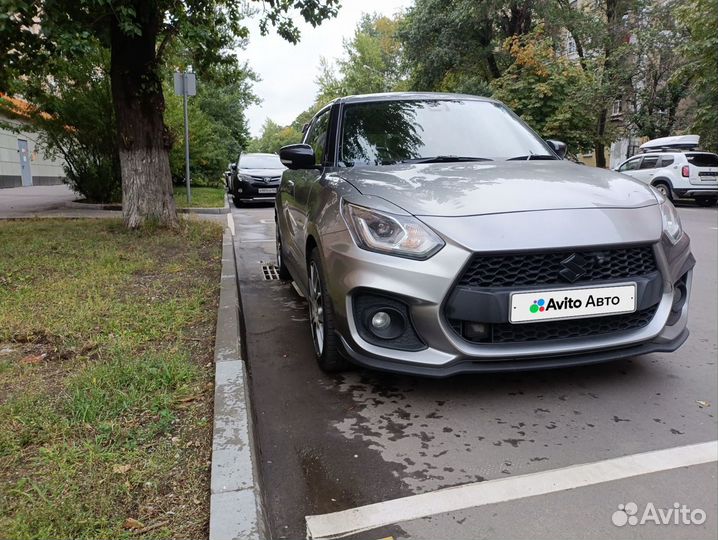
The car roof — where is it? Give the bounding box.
[333,91,499,105]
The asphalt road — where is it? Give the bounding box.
[232,203,718,540]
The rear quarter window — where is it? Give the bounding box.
[686,153,718,167]
[659,156,674,167]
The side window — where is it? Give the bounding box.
[619,158,641,171]
[304,110,331,165]
[639,156,660,170]
[659,156,674,167]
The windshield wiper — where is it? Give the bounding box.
[506,154,558,161]
[401,155,493,164]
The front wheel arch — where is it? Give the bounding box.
[651,178,674,201]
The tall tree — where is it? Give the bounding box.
[247,119,302,153]
[590,0,637,167]
[0,0,340,228]
[676,0,718,151]
[399,0,538,95]
[491,27,599,153]
[626,0,690,139]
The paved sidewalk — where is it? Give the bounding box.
[0,185,81,217]
[0,184,229,222]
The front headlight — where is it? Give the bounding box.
[659,199,683,244]
[341,202,445,259]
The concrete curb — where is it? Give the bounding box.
[66,193,230,214]
[209,229,265,540]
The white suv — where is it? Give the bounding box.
[615,151,718,207]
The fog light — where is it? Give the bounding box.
[365,307,406,340]
[371,311,391,329]
[464,322,490,341]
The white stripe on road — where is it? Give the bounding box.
[306,440,718,539]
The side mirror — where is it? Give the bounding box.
[546,139,568,159]
[280,144,316,170]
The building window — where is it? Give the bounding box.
[612,99,623,116]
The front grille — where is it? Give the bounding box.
[450,305,658,344]
[458,245,657,288]
[250,175,281,183]
[446,244,661,345]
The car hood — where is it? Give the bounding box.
[239,167,285,177]
[337,161,657,217]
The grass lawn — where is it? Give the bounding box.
[173,187,226,208]
[0,218,223,539]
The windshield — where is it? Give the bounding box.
[239,154,284,169]
[339,99,554,166]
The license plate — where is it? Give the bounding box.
[257,188,277,194]
[700,176,716,181]
[510,283,637,324]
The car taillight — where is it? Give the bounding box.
[681,165,690,177]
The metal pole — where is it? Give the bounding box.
[183,73,191,205]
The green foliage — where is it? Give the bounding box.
[0,0,339,224]
[676,0,718,151]
[0,43,121,203]
[334,14,408,96]
[491,29,599,153]
[165,85,230,186]
[625,0,690,139]
[399,0,537,92]
[262,11,408,153]
[247,119,303,154]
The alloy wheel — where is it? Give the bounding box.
[308,262,324,355]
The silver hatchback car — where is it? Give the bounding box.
[276,93,694,376]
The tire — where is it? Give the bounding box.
[307,248,351,373]
[652,181,673,201]
[230,179,244,208]
[695,196,718,207]
[275,222,291,280]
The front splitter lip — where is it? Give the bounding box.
[337,329,689,378]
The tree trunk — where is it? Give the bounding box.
[595,106,608,168]
[110,2,178,229]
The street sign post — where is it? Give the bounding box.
[173,72,197,205]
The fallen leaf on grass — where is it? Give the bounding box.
[132,520,169,535]
[123,518,145,530]
[177,395,199,403]
[20,354,45,364]
[112,464,131,474]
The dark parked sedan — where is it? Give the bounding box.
[229,152,286,205]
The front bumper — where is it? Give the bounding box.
[675,187,718,198]
[338,328,689,377]
[320,206,694,376]
[237,180,279,201]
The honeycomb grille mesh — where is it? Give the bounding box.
[450,306,658,344]
[458,246,657,288]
